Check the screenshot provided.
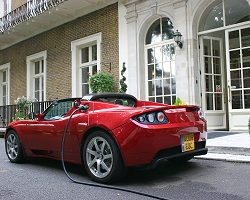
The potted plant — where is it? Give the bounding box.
[14,96,32,120]
[173,97,187,106]
[119,62,127,93]
[88,70,115,93]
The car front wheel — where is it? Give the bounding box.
[82,131,126,183]
[5,130,25,163]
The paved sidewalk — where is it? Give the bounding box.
[196,132,250,163]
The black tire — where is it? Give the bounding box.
[168,155,194,164]
[82,131,126,183]
[5,130,25,163]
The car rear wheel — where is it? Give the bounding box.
[5,130,25,163]
[83,131,126,183]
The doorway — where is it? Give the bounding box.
[199,25,250,131]
[197,0,250,131]
[200,36,227,130]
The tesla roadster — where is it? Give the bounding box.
[5,93,207,183]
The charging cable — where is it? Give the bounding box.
[61,106,169,200]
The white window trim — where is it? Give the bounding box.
[26,50,47,101]
[4,0,11,15]
[71,32,102,97]
[0,62,10,105]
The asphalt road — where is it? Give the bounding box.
[207,131,241,139]
[1,136,250,200]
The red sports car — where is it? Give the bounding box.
[5,93,207,183]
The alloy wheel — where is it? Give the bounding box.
[85,136,113,179]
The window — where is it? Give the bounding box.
[202,38,224,111]
[0,63,10,106]
[43,100,74,120]
[80,44,97,95]
[145,18,176,105]
[146,18,174,45]
[27,51,47,101]
[34,60,44,101]
[228,27,250,109]
[71,33,102,97]
[200,0,250,31]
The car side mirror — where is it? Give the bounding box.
[35,113,44,121]
[74,99,81,109]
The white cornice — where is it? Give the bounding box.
[173,0,187,9]
[122,0,147,6]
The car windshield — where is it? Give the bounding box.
[93,97,135,107]
[43,100,74,120]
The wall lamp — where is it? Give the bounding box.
[173,30,183,48]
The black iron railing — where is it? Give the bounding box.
[0,0,66,33]
[0,100,53,128]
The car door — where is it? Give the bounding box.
[25,100,78,157]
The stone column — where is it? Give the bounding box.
[173,0,195,104]
[123,1,139,98]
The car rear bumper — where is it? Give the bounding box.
[140,141,208,169]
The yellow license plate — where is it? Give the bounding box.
[181,133,195,152]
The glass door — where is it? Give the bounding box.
[226,26,250,131]
[227,27,250,109]
[200,36,226,130]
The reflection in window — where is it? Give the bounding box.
[203,38,223,110]
[81,44,98,95]
[146,18,174,45]
[204,1,224,31]
[200,0,250,31]
[229,27,250,109]
[244,90,250,109]
[147,43,176,105]
[44,101,74,120]
[229,30,240,50]
[241,28,250,48]
[146,17,175,105]
[232,90,243,109]
[225,0,250,26]
[0,70,8,106]
[34,60,44,102]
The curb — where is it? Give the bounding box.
[195,153,250,163]
[207,146,250,156]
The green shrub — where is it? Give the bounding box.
[88,71,115,93]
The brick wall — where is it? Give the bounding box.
[12,0,27,10]
[0,3,119,103]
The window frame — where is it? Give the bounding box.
[199,0,250,33]
[71,33,102,97]
[0,63,10,106]
[145,18,176,105]
[26,50,47,101]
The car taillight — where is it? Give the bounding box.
[198,108,204,119]
[198,108,207,131]
[156,112,165,122]
[147,113,155,122]
[133,111,168,124]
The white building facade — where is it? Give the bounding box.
[1,0,250,131]
[119,0,250,131]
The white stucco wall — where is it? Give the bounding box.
[119,0,250,131]
[121,0,200,103]
[118,2,128,87]
[0,0,4,18]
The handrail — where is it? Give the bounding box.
[0,100,53,128]
[0,0,66,34]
